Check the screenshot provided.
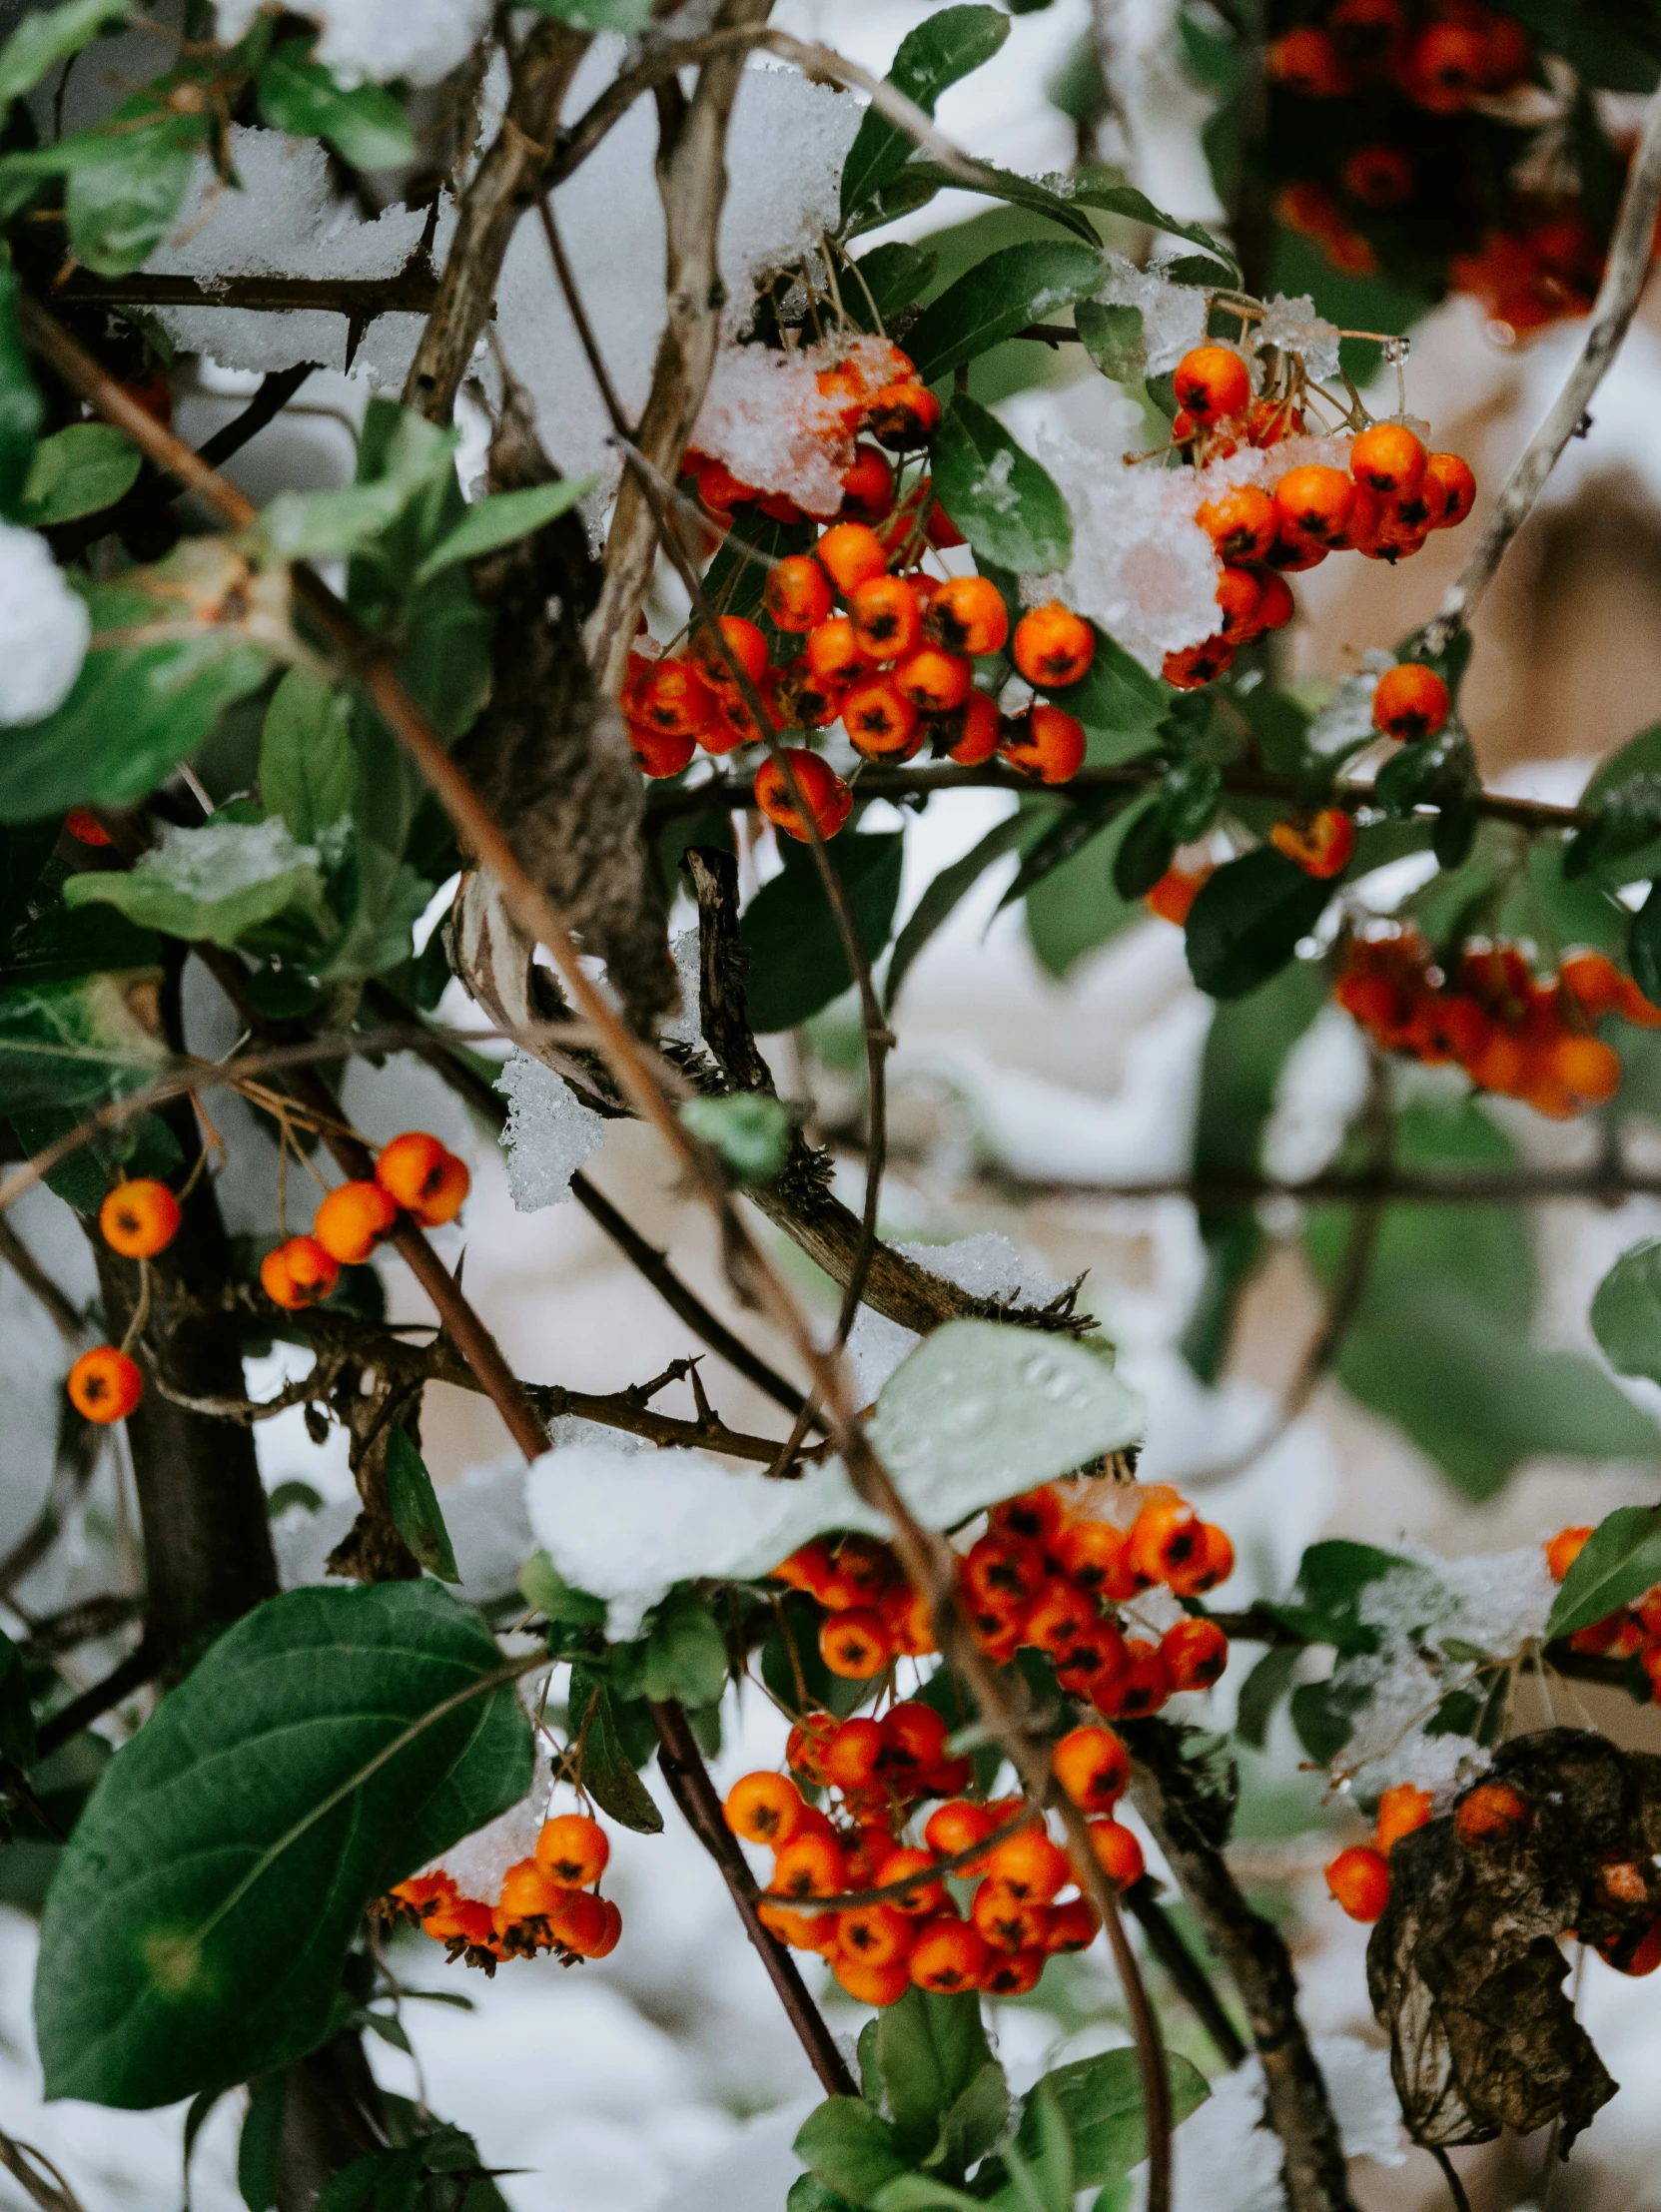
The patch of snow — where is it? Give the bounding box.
[214,0,490,86]
[496,1054,609,1211]
[138,814,319,897]
[691,334,901,518]
[1253,294,1343,385]
[662,928,704,1049]
[1262,1006,1370,1186]
[844,1231,1064,1400]
[421,1740,554,1902]
[0,524,90,725]
[1096,251,1209,375]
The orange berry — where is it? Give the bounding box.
[377,1132,457,1216]
[823,1717,884,1791]
[640,659,716,736]
[100,1178,181,1259]
[837,1901,916,1968]
[773,1831,847,1900]
[631,723,696,778]
[949,689,1002,765]
[1371,662,1449,741]
[1215,564,1263,639]
[1057,1519,1139,1601]
[989,1488,1063,1545]
[874,1846,945,1915]
[1012,602,1094,687]
[1161,1618,1231,1692]
[761,1900,837,1950]
[696,455,754,513]
[878,1580,937,1657]
[1166,1520,1236,1598]
[1401,20,1486,108]
[588,1897,623,1958]
[537,1812,609,1887]
[1082,1818,1145,1888]
[971,1878,1049,1952]
[894,645,972,713]
[848,574,923,664]
[775,658,844,732]
[67,1345,143,1424]
[313,1179,399,1265]
[1325,1844,1390,1921]
[1094,1639,1171,1720]
[1374,1783,1434,1855]
[1267,25,1352,93]
[1055,1624,1131,1701]
[925,574,1010,658]
[1265,529,1328,574]
[910,1915,988,1992]
[820,1608,892,1679]
[1196,483,1276,562]
[1273,464,1355,545]
[545,1886,608,1955]
[1024,1582,1097,1658]
[723,1771,803,1847]
[65,807,112,846]
[1422,451,1476,528]
[1453,1781,1529,1846]
[1128,1499,1203,1586]
[1163,636,1236,690]
[879,1699,949,1775]
[842,676,921,759]
[805,615,872,688]
[987,1826,1070,1904]
[1173,345,1251,423]
[260,1234,340,1310]
[866,381,942,448]
[765,554,834,633]
[840,445,896,521]
[1559,952,1622,1019]
[981,1947,1044,1996]
[1545,1526,1594,1582]
[1044,1898,1100,1953]
[1001,703,1085,785]
[1324,482,1382,552]
[753,750,853,843]
[1270,807,1356,880]
[691,614,769,695]
[1053,1726,1131,1813]
[1351,422,1428,499]
[494,1856,560,1932]
[832,1951,911,2006]
[924,1800,998,1864]
[1553,1034,1622,1106]
[815,521,889,597]
[1145,867,1210,927]
[1342,144,1413,207]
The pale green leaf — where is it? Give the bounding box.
[63,816,334,952]
[0,0,131,110]
[18,421,140,525]
[411,477,598,588]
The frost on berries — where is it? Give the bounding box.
[495,1055,608,1211]
[1094,253,1209,375]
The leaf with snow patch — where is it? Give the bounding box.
[18,423,140,526]
[1565,772,1661,886]
[257,42,415,171]
[852,243,939,327]
[867,1320,1142,1524]
[412,478,598,589]
[902,242,1106,387]
[63,815,335,954]
[839,6,1010,220]
[1075,300,1146,383]
[931,397,1071,575]
[0,967,170,1111]
[880,157,1101,247]
[1547,1505,1661,1640]
[0,0,130,110]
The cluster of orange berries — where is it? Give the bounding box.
[773,1484,1235,1713]
[1324,1779,1435,1921]
[724,1718,1151,2007]
[1268,0,1531,114]
[1336,933,1657,1118]
[383,1811,620,1974]
[64,1177,186,1424]
[1545,1525,1661,1698]
[261,1129,469,1311]
[1166,351,1476,694]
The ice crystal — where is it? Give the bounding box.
[0,524,89,726]
[214,0,490,86]
[495,1054,608,1211]
[1253,293,1343,384]
[1096,251,1209,376]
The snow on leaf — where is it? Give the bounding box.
[61,815,333,951]
[0,522,91,725]
[213,0,490,87]
[1095,252,1208,376]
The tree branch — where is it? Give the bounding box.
[1123,1875,1250,2069]
[34,1639,163,1759]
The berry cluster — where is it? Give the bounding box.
[64,1177,185,1424]
[1336,933,1658,1117]
[1324,1779,1434,1921]
[1546,1525,1661,1696]
[724,1719,1149,2008]
[1166,353,1476,693]
[381,1812,621,1974]
[262,1128,470,1309]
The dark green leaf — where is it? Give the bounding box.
[35,1582,532,2107]
[384,1428,459,1583]
[795,2099,911,2209]
[4,904,158,985]
[1184,849,1332,1000]
[1372,727,1477,820]
[1111,800,1174,900]
[567,1669,663,1834]
[930,396,1071,573]
[238,2077,287,2212]
[1547,1506,1661,1639]
[1289,1676,1371,1765]
[641,1588,729,1709]
[1024,800,1144,979]
[1009,2048,1208,2185]
[884,158,1102,247]
[1074,299,1144,382]
[260,668,356,843]
[1503,0,1661,89]
[941,2059,1010,2175]
[876,1987,995,2162]
[887,812,1034,1013]
[0,967,170,1111]
[1565,773,1661,884]
[1632,884,1661,1008]
[0,0,131,108]
[18,422,140,526]
[839,7,1010,219]
[852,243,939,327]
[66,123,199,277]
[257,43,415,170]
[1061,167,1240,270]
[679,1091,791,1182]
[741,833,904,1033]
[412,477,598,588]
[901,243,1105,386]
[1158,757,1221,843]
[1045,624,1166,735]
[1582,721,1661,809]
[1234,1643,1299,1750]
[1262,1539,1403,1654]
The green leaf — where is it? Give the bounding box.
[1262,1539,1403,1654]
[4,903,158,985]
[1184,849,1332,1000]
[34,1582,532,2107]
[384,1429,459,1583]
[1234,1643,1299,1750]
[17,421,140,526]
[1044,623,1167,734]
[839,6,1010,219]
[257,42,415,170]
[941,2059,1011,2175]
[641,1588,729,1710]
[867,1319,1142,1520]
[887,811,1034,1012]
[1582,721,1661,809]
[901,242,1106,386]
[566,1671,663,1834]
[876,1987,995,2161]
[521,0,654,26]
[1012,2049,1209,2185]
[1547,1505,1661,1639]
[741,832,904,1033]
[251,400,456,568]
[517,1550,607,1629]
[795,2100,912,2209]
[852,243,939,327]
[237,2077,287,2212]
[930,397,1071,574]
[66,123,199,277]
[1024,800,1144,980]
[884,157,1102,248]
[870,2181,984,2212]
[0,1627,37,1767]
[260,668,356,843]
[0,967,169,1111]
[63,815,334,953]
[1111,801,1174,901]
[1060,167,1240,270]
[0,272,44,521]
[1564,772,1661,885]
[1074,299,1145,383]
[679,1091,791,1182]
[410,478,597,588]
[1633,884,1661,1008]
[1592,1238,1661,1387]
[0,0,131,110]
[1159,757,1221,843]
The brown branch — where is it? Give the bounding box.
[0,2130,86,2212]
[958,1162,1661,1207]
[1417,80,1661,657]
[1124,1719,1357,2212]
[1123,1875,1250,2069]
[53,266,441,318]
[649,1697,858,2099]
[16,1594,144,1660]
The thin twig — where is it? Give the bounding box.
[1123,1876,1249,2069]
[1429,2147,1471,2212]
[1416,80,1661,656]
[0,2130,86,2212]
[34,1639,162,1759]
